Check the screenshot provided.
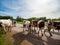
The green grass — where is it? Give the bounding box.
[0,27,4,45]
[0,27,14,45]
[0,34,14,45]
[17,22,23,24]
[0,34,5,45]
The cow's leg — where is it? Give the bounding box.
[48,29,52,37]
[44,29,47,36]
[7,26,9,32]
[5,26,8,32]
[30,26,32,33]
[44,29,46,34]
[53,29,54,32]
[29,27,31,33]
[23,25,25,32]
[5,26,8,33]
[34,27,35,30]
[23,27,24,32]
[28,26,31,33]
[37,28,39,37]
[34,27,36,34]
[32,26,35,34]
[9,27,11,32]
[23,24,26,32]
[3,26,7,33]
[52,28,55,32]
[32,27,35,34]
[48,26,52,37]
[38,28,43,37]
[8,27,10,32]
[41,29,43,36]
[58,29,59,32]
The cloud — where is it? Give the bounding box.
[25,0,59,17]
[0,0,60,18]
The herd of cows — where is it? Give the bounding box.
[0,19,60,37]
[23,20,60,37]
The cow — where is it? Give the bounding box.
[47,20,60,32]
[23,20,30,32]
[0,19,13,32]
[12,20,17,27]
[0,22,2,27]
[30,20,45,36]
[30,20,47,37]
[30,20,38,29]
[44,20,53,37]
[52,21,60,32]
[37,20,45,36]
[29,20,38,34]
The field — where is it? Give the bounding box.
[17,22,23,24]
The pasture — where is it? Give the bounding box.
[17,22,23,24]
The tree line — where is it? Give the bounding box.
[0,16,13,20]
[0,16,60,22]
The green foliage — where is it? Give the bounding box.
[57,18,60,20]
[28,17,37,21]
[27,17,46,21]
[0,34,5,45]
[0,27,5,45]
[0,15,60,21]
[38,17,46,20]
[17,22,23,24]
[16,16,24,22]
[52,18,60,21]
[0,16,13,20]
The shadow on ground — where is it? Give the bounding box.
[44,35,60,45]
[12,31,60,45]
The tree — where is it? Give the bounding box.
[0,16,13,20]
[57,18,60,21]
[38,17,46,20]
[16,16,24,22]
[28,17,37,21]
[16,16,20,22]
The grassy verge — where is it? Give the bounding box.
[0,34,5,45]
[0,33,14,45]
[0,27,14,45]
[0,27,5,45]
[17,22,23,24]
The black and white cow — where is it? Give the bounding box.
[23,20,30,32]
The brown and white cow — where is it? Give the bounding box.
[29,20,38,34]
[52,21,60,32]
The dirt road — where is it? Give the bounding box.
[10,24,60,45]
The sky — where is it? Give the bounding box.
[0,0,60,19]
